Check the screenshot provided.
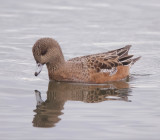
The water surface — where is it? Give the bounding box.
[0,0,160,139]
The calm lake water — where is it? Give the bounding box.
[0,0,160,139]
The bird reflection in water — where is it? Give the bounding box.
[33,80,131,128]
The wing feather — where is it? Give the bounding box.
[68,45,140,75]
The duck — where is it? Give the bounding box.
[32,38,141,84]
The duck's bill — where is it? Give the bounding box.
[34,63,43,76]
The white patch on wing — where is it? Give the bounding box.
[100,67,117,76]
[100,69,109,73]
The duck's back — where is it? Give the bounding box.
[63,45,140,83]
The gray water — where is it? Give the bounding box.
[0,0,160,139]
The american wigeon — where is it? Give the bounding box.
[32,38,141,83]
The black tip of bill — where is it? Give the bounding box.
[34,63,43,77]
[35,72,38,76]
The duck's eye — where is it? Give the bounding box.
[41,49,47,55]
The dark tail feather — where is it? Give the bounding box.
[123,45,132,52]
[121,56,141,66]
[122,60,132,66]
[117,45,132,53]
[117,45,132,57]
[119,55,134,61]
[131,56,141,65]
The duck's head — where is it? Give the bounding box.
[32,38,64,76]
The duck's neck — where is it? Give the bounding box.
[46,55,65,80]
